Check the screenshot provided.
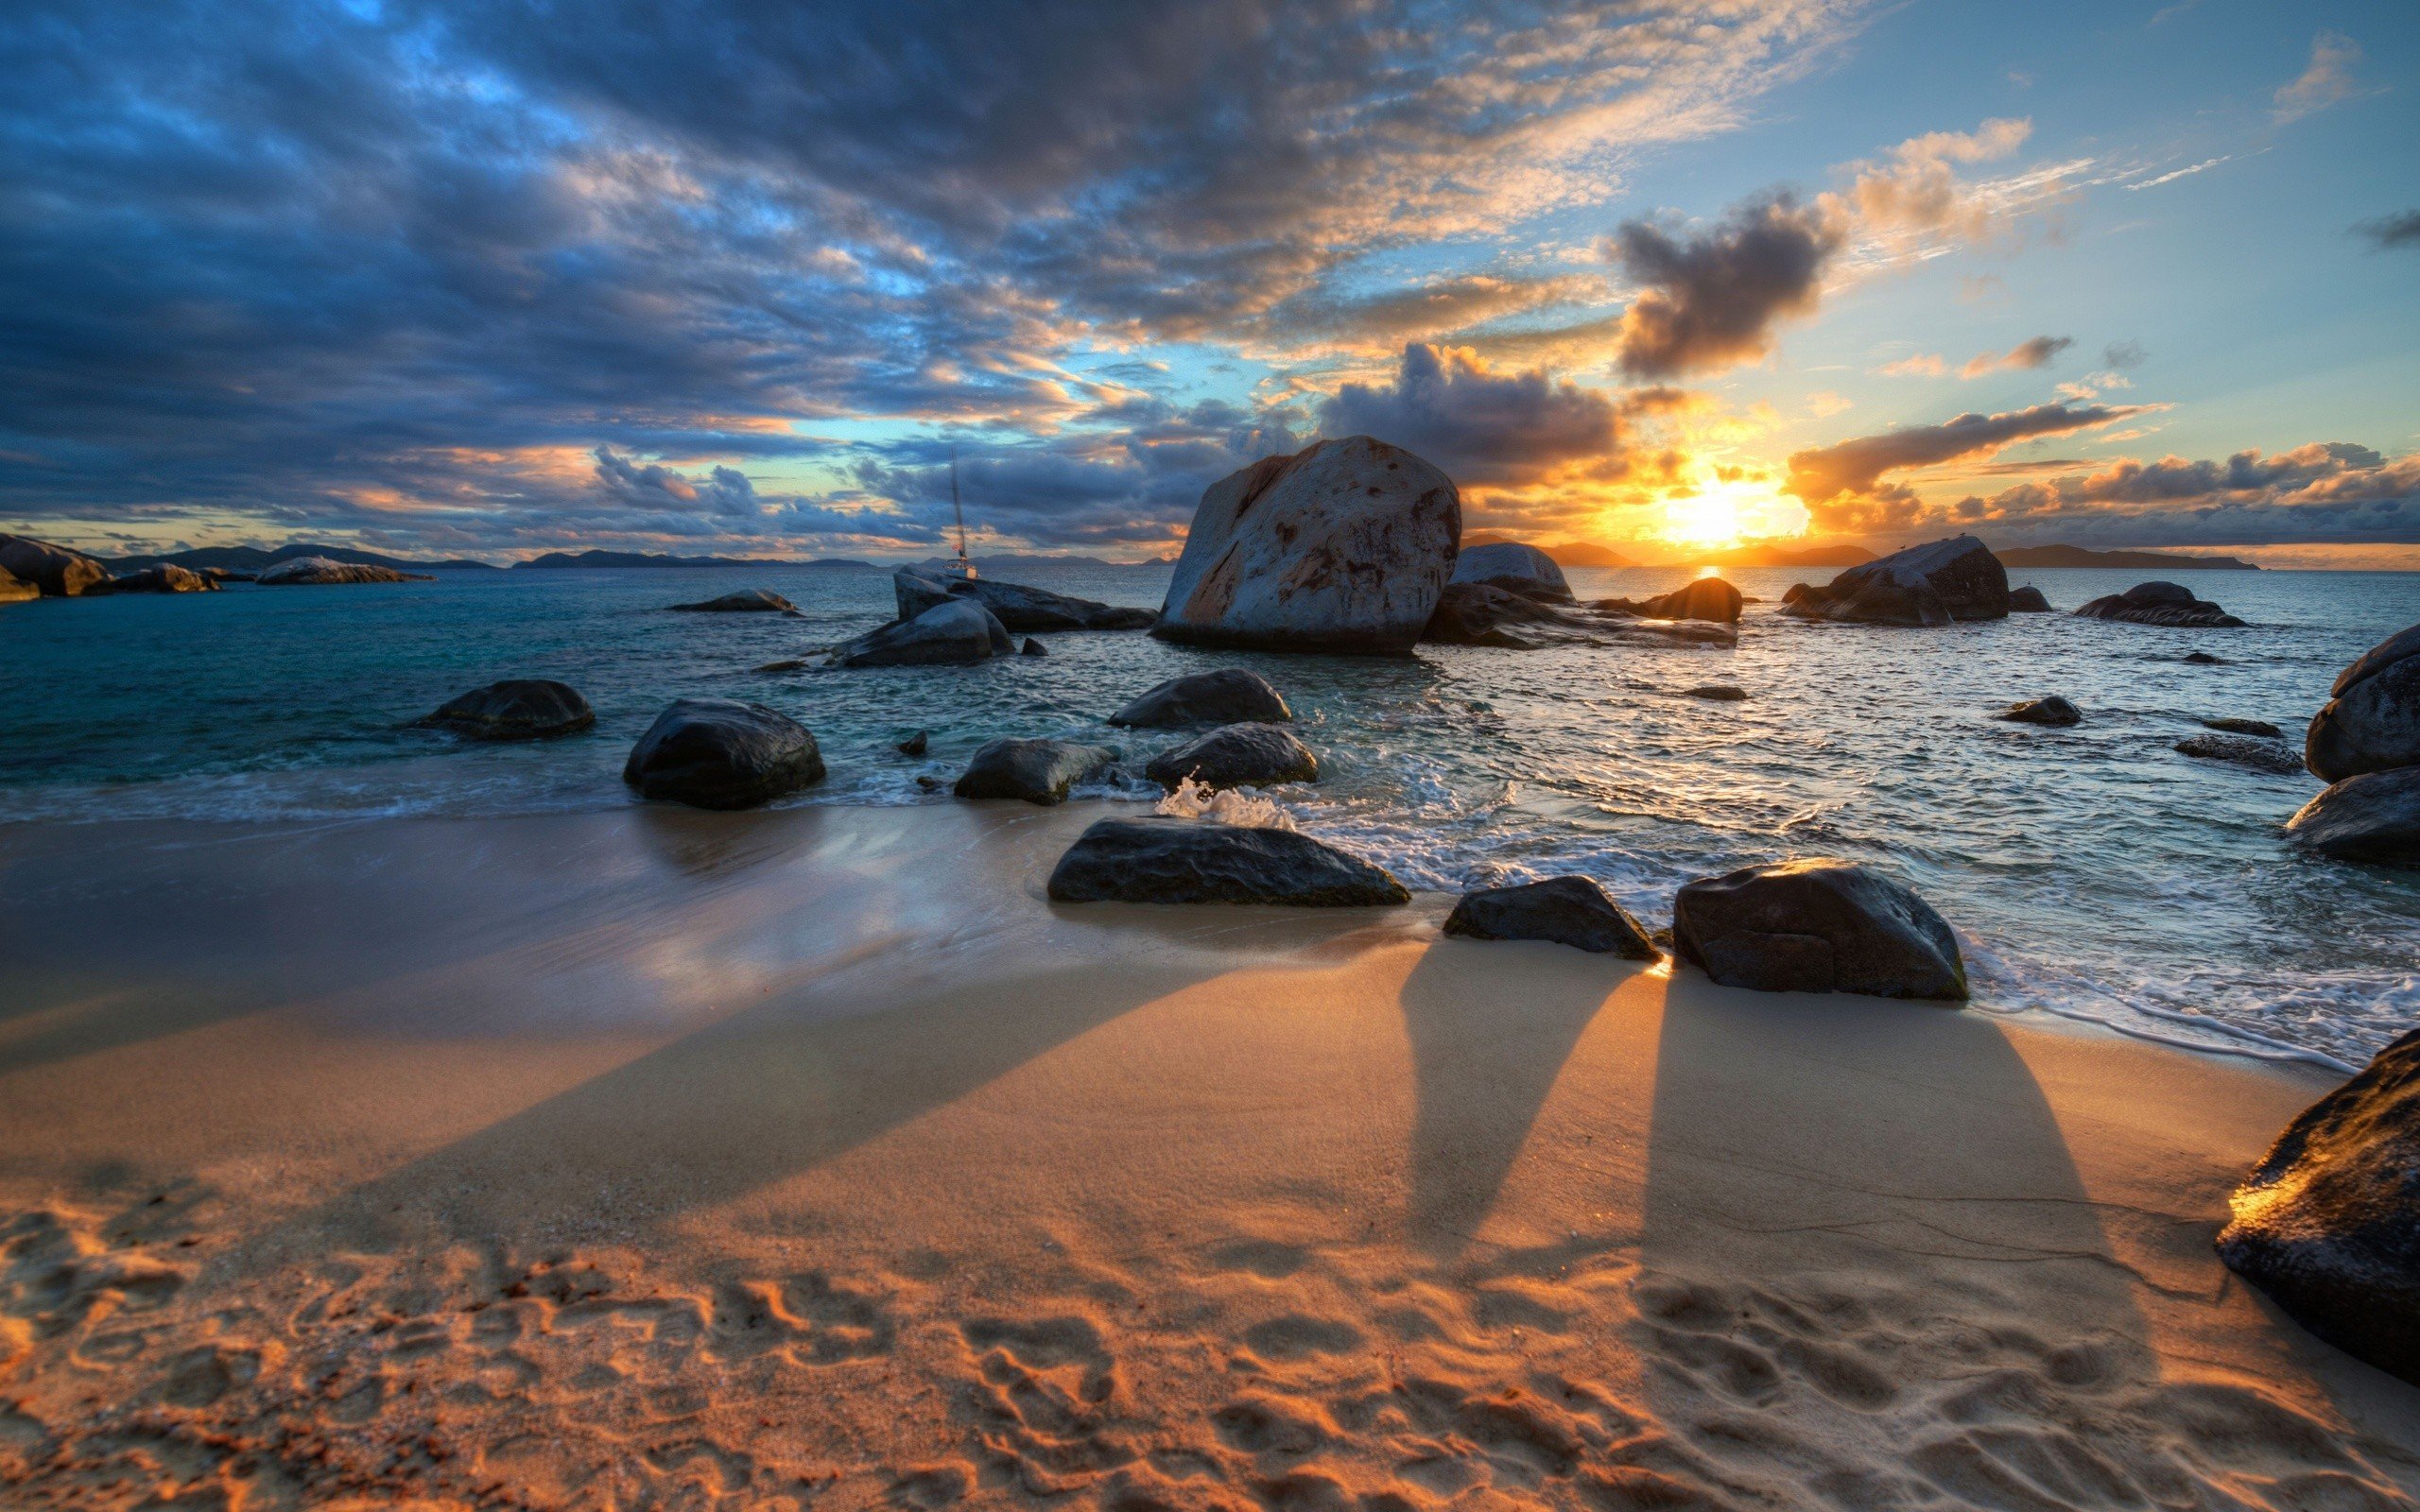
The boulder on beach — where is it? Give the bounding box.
[1144,723,1319,792]
[0,533,110,597]
[419,679,596,741]
[256,556,434,586]
[826,599,1012,668]
[893,564,1157,631]
[1046,816,1409,906]
[1781,535,2009,627]
[1110,669,1292,729]
[2174,733,2305,774]
[97,563,218,594]
[1448,542,1571,603]
[2008,586,2052,612]
[1672,858,1968,1001]
[2287,768,2420,865]
[1154,436,1460,655]
[667,589,799,613]
[2308,624,2420,782]
[2204,716,2283,737]
[1596,576,1744,624]
[2073,581,2244,627]
[622,697,825,809]
[1999,696,2082,727]
[953,738,1117,805]
[2217,1026,2420,1386]
[1442,876,1659,958]
[0,567,35,604]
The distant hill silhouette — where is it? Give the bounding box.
[1461,534,1635,569]
[514,549,873,569]
[1690,541,1876,568]
[909,554,1168,572]
[1995,544,2259,570]
[109,542,498,572]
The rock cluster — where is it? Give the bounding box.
[2292,624,2420,862]
[2072,581,2244,627]
[0,533,110,596]
[257,556,435,586]
[893,565,1156,631]
[1782,536,2009,627]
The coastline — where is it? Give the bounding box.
[4,800,2417,1506]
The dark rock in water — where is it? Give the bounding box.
[752,658,809,673]
[1145,723,1319,791]
[826,599,1012,667]
[1046,816,1409,906]
[1596,576,1743,624]
[622,697,825,809]
[0,567,36,604]
[1443,876,1659,957]
[1422,581,1563,647]
[420,679,596,741]
[100,563,218,593]
[1672,859,1967,1001]
[256,556,433,586]
[1021,637,1047,657]
[2073,580,2244,627]
[893,565,1156,631]
[2288,768,2420,864]
[2308,623,2420,782]
[1684,684,1746,702]
[0,533,110,596]
[1449,542,1571,603]
[896,730,928,756]
[2174,733,2304,774]
[668,588,800,613]
[1999,696,2082,727]
[2185,650,2227,664]
[2204,716,2283,737]
[1781,536,2009,627]
[2217,1026,2420,1385]
[2008,585,2052,612]
[1110,669,1292,729]
[1154,436,1461,655]
[953,738,1117,804]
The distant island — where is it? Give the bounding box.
[909,554,1172,572]
[1995,544,2260,571]
[1463,534,1635,569]
[515,549,876,570]
[109,542,500,573]
[1691,541,1877,569]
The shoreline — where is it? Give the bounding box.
[4,801,2417,1506]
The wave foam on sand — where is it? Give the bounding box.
[2,802,2418,1508]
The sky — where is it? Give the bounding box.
[3,0,2416,566]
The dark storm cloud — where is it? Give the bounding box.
[1609,194,1845,378]
[2358,211,2420,249]
[1786,402,2145,504]
[1318,344,1624,486]
[1945,445,2420,547]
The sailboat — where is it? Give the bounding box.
[943,450,977,581]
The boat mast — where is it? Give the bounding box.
[950,449,974,576]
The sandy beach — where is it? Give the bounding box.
[4,800,2418,1509]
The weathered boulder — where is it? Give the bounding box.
[2216,1027,2420,1385]
[894,565,1157,631]
[0,533,109,597]
[2308,624,2420,782]
[1046,816,1409,906]
[2008,586,2052,612]
[1110,669,1292,729]
[2073,581,2244,627]
[1672,859,1967,1001]
[2174,733,2305,774]
[1999,696,2082,727]
[668,588,799,613]
[420,679,596,741]
[1154,436,1460,655]
[1144,723,1319,791]
[1596,577,1744,624]
[952,738,1117,805]
[2287,768,2420,864]
[98,564,217,593]
[0,567,35,604]
[1449,542,1570,603]
[826,599,1013,667]
[1781,535,2009,627]
[2204,716,2283,737]
[1684,684,1746,702]
[622,697,824,809]
[256,556,434,586]
[1443,876,1658,957]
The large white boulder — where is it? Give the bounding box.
[1154,437,1460,655]
[1449,541,1570,602]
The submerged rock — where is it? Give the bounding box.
[1154,436,1460,655]
[2175,734,2304,774]
[256,556,434,586]
[667,588,800,613]
[1144,723,1319,792]
[420,679,596,741]
[623,697,824,809]
[1022,637,1047,657]
[826,599,1012,667]
[953,738,1117,804]
[1422,582,1567,647]
[1443,876,1658,957]
[97,564,217,594]
[1110,669,1293,729]
[2217,1027,2420,1386]
[1672,859,1967,1001]
[1781,536,2009,627]
[2073,581,2244,627]
[1684,684,1747,702]
[2308,623,2420,782]
[1596,576,1744,624]
[0,533,110,597]
[2204,716,2283,737]
[2008,586,2052,612]
[0,567,35,604]
[1999,696,2082,727]
[896,730,928,756]
[1046,816,1409,906]
[2287,768,2420,864]
[893,565,1157,631]
[1449,542,1571,603]
[2185,651,2228,664]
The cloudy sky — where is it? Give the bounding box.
[3,0,2415,564]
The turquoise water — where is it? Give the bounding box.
[4,561,2416,1068]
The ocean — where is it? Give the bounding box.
[5,559,2415,1070]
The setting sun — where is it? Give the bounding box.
[1658,476,1810,549]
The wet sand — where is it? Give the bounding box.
[2,801,2416,1509]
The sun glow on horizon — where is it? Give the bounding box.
[1657,475,1810,550]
